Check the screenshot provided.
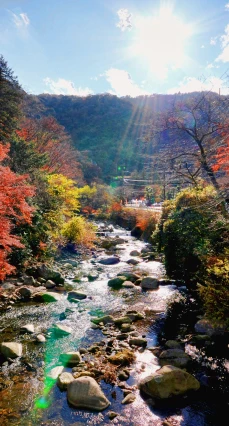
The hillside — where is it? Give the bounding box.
[23,91,222,184]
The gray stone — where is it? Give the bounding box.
[122,281,136,288]
[127,259,140,265]
[98,257,120,265]
[67,376,110,411]
[91,315,114,325]
[140,365,200,399]
[1,342,22,358]
[23,276,36,286]
[130,250,141,256]
[44,280,56,289]
[1,283,16,291]
[117,271,141,282]
[165,340,183,349]
[37,264,64,284]
[114,316,132,325]
[140,277,159,290]
[67,291,87,301]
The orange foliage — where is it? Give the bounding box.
[0,143,35,280]
[17,117,83,181]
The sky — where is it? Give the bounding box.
[2,0,229,97]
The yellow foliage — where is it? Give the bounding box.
[61,215,96,247]
[47,174,80,216]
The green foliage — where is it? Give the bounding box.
[198,254,229,326]
[0,55,22,141]
[153,186,223,282]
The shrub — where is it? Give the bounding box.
[61,216,96,248]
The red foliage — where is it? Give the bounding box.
[17,117,83,181]
[0,143,35,280]
[212,139,229,173]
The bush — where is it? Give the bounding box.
[61,216,96,248]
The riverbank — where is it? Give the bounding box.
[0,224,228,425]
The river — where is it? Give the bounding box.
[0,224,227,425]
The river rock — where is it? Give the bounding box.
[117,271,141,282]
[108,411,118,420]
[165,340,183,349]
[41,292,62,302]
[20,324,35,334]
[121,393,136,404]
[53,323,72,336]
[122,281,136,288]
[67,376,110,411]
[44,280,56,289]
[159,349,190,368]
[1,283,16,291]
[57,372,74,390]
[36,264,64,284]
[194,318,225,337]
[59,352,81,366]
[88,273,99,281]
[98,257,120,265]
[1,342,23,358]
[36,334,46,343]
[140,365,200,399]
[127,259,140,265]
[130,250,141,256]
[114,316,132,325]
[23,276,36,286]
[108,276,126,289]
[140,277,159,290]
[67,291,87,301]
[126,311,144,321]
[91,315,114,325]
[47,366,64,380]
[129,337,147,347]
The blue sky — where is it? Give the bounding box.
[1,0,229,96]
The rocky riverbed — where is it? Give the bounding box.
[0,224,228,426]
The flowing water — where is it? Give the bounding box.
[0,225,228,426]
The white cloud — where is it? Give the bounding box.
[216,24,229,62]
[104,68,148,97]
[210,37,217,45]
[168,76,229,95]
[12,12,30,28]
[116,8,132,31]
[44,77,93,96]
[201,45,205,48]
[225,3,229,10]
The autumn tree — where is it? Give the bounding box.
[17,116,84,182]
[149,92,229,210]
[0,143,35,280]
[0,55,22,141]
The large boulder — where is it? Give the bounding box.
[194,318,225,337]
[57,372,74,390]
[36,264,64,284]
[20,324,35,334]
[98,257,120,265]
[67,377,110,411]
[1,342,23,358]
[130,250,141,257]
[139,365,200,399]
[140,277,159,290]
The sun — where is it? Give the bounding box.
[131,6,192,79]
